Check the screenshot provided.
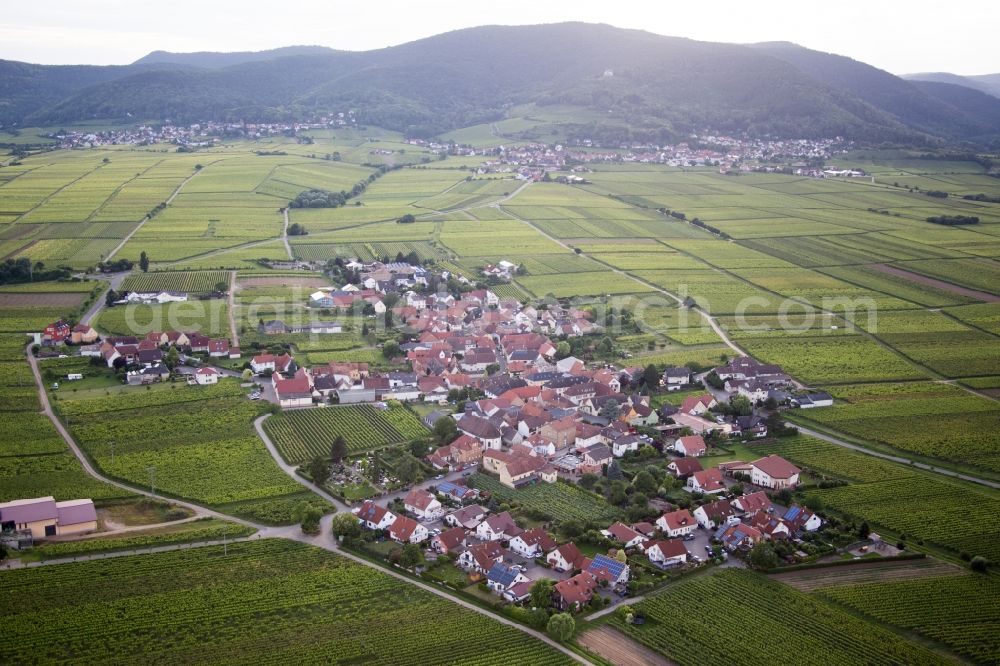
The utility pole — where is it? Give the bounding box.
[109,441,115,465]
[147,466,156,496]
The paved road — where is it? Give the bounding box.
[794,422,1000,490]
[281,208,293,259]
[79,271,131,325]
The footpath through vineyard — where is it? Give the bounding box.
[20,344,593,665]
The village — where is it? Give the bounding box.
[21,253,855,621]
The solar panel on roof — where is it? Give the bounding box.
[785,506,801,520]
[589,554,626,578]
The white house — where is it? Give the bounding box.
[403,489,444,520]
[750,455,801,489]
[693,499,740,530]
[672,435,707,457]
[486,562,530,594]
[193,367,220,385]
[355,500,397,531]
[645,539,688,567]
[508,528,557,559]
[475,511,519,541]
[611,435,642,458]
[387,515,429,544]
[546,543,585,572]
[602,522,646,549]
[685,468,726,495]
[656,509,697,538]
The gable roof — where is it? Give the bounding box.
[752,454,800,479]
[587,554,627,583]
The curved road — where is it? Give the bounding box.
[23,346,591,664]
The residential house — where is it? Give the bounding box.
[459,541,505,573]
[388,515,429,544]
[656,509,697,538]
[667,457,703,479]
[555,571,599,611]
[587,554,629,586]
[273,369,313,408]
[508,528,558,559]
[750,455,801,489]
[782,505,822,532]
[686,468,726,495]
[693,499,739,529]
[611,434,642,458]
[42,320,71,344]
[432,527,467,554]
[672,435,707,457]
[70,324,98,345]
[457,414,502,450]
[486,562,530,595]
[680,394,717,416]
[355,500,397,531]
[602,522,646,549]
[481,450,548,489]
[403,488,444,520]
[475,511,521,542]
[546,543,586,572]
[662,367,691,390]
[732,491,773,515]
[193,367,221,385]
[714,523,763,552]
[646,539,688,567]
[445,504,488,530]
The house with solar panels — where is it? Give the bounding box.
[714,523,763,552]
[486,561,530,596]
[586,553,630,586]
[782,505,822,532]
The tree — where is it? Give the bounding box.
[632,470,656,494]
[730,394,752,416]
[408,439,429,457]
[599,400,620,421]
[395,453,423,483]
[578,473,598,490]
[399,543,424,568]
[608,480,628,506]
[970,556,989,573]
[214,281,229,293]
[748,542,779,570]
[606,460,623,481]
[241,369,253,381]
[547,613,575,642]
[597,337,613,355]
[529,578,554,609]
[382,340,400,359]
[292,501,323,534]
[432,416,458,445]
[330,435,348,464]
[164,346,180,370]
[330,512,361,540]
[308,455,330,486]
[105,289,117,307]
[643,364,660,390]
[614,549,628,563]
[555,341,571,359]
[139,251,149,272]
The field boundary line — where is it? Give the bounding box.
[106,166,203,260]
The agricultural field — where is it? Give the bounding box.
[470,474,621,524]
[0,540,573,665]
[791,382,1000,474]
[96,300,230,337]
[612,568,946,666]
[817,574,1000,665]
[55,380,323,523]
[738,335,924,384]
[264,403,429,464]
[120,270,232,293]
[517,270,653,298]
[26,518,255,560]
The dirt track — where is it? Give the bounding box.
[577,626,674,666]
[769,558,964,592]
[870,263,1000,302]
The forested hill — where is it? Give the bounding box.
[3,22,1000,146]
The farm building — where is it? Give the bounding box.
[0,496,97,539]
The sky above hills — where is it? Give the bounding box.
[2,0,997,75]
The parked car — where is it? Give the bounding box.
[683,533,696,541]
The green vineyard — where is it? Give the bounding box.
[470,473,621,524]
[613,569,947,665]
[263,403,428,464]
[0,540,573,665]
[819,574,999,665]
[120,270,232,293]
